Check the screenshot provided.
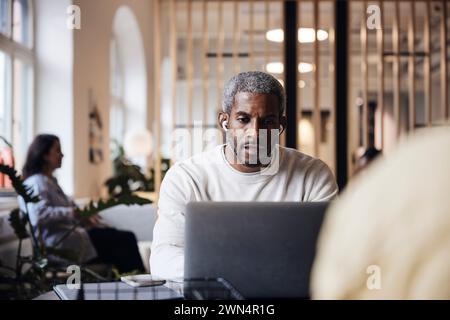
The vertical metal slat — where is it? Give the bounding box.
[249,0,255,70]
[153,0,162,194]
[233,1,241,75]
[377,0,384,150]
[393,1,401,138]
[265,0,270,67]
[201,0,209,131]
[313,0,320,156]
[187,0,193,156]
[408,1,416,131]
[217,0,225,114]
[361,1,369,147]
[280,0,288,148]
[424,1,432,126]
[441,0,448,122]
[295,0,301,149]
[329,0,337,174]
[169,0,178,164]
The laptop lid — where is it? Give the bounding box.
[185,201,329,299]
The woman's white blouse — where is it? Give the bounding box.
[18,174,97,263]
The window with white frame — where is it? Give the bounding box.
[0,0,34,187]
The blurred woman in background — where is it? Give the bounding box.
[19,134,145,274]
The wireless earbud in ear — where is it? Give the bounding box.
[222,121,228,132]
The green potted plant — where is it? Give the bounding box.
[0,163,152,299]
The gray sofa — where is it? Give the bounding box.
[99,204,157,272]
[0,203,157,274]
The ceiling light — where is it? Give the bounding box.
[266,62,284,74]
[298,62,314,73]
[266,29,284,43]
[266,62,314,74]
[265,28,329,43]
[298,80,306,88]
[298,28,328,43]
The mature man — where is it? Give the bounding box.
[151,71,338,279]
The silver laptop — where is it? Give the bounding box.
[185,202,329,299]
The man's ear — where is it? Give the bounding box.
[279,115,287,135]
[218,112,229,131]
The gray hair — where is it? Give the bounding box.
[222,71,286,115]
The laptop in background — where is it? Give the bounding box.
[185,202,329,299]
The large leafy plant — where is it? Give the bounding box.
[0,163,152,299]
[104,141,151,197]
[105,140,171,197]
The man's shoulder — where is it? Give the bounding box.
[280,146,328,169]
[164,145,223,179]
[280,146,338,199]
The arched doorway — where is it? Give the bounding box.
[110,6,148,168]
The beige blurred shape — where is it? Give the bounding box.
[311,128,450,300]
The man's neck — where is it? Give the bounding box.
[224,144,263,173]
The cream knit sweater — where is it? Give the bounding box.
[151,144,338,279]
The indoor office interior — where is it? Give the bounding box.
[0,0,449,300]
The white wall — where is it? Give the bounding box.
[71,0,155,198]
[34,0,74,194]
[113,6,147,135]
[33,0,155,198]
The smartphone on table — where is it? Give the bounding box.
[120,274,166,287]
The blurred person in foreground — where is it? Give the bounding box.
[311,128,450,299]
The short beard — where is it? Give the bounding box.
[230,138,268,168]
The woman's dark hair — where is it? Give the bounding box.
[22,134,60,179]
